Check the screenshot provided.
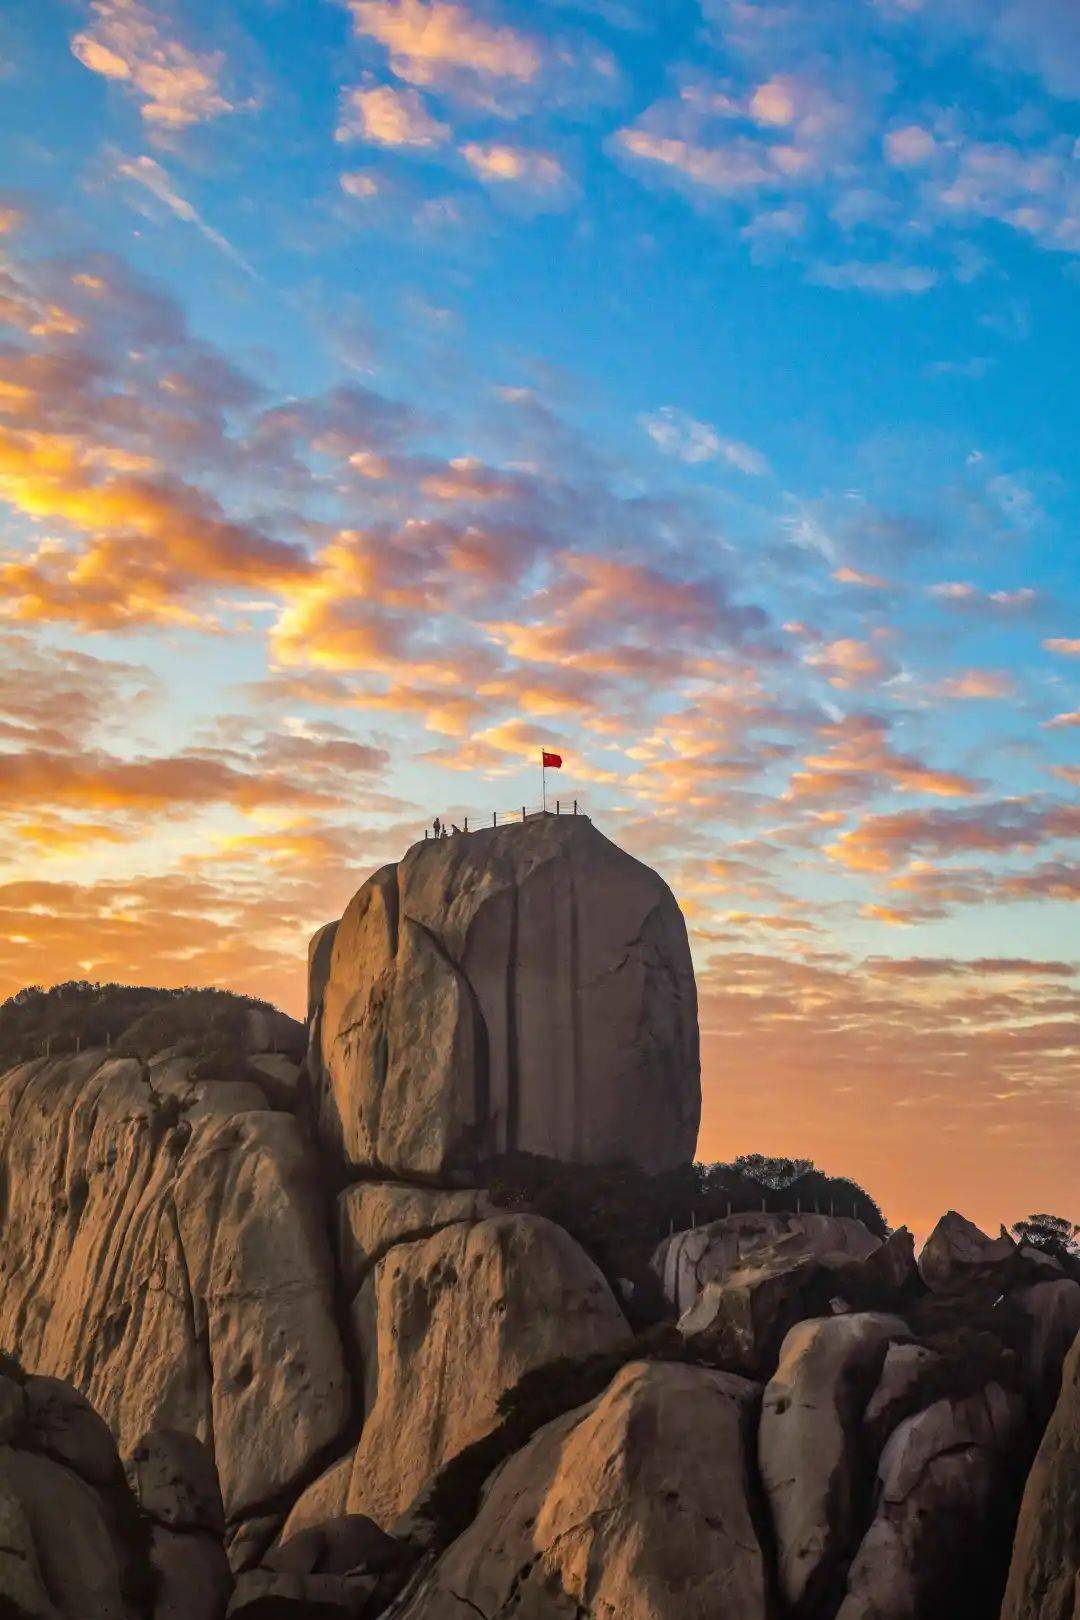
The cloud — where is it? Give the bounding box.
[805,635,895,688]
[336,83,450,147]
[811,260,938,295]
[1043,710,1080,730]
[1043,637,1080,657]
[459,142,570,200]
[641,406,770,475]
[71,0,234,130]
[113,154,255,274]
[934,669,1015,700]
[346,0,542,90]
[828,798,1080,872]
[782,713,978,806]
[927,581,1040,615]
[884,123,938,167]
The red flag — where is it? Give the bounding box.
[542,751,563,769]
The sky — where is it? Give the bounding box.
[0,0,1077,1238]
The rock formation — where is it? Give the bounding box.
[342,1211,630,1527]
[1,820,1077,1620]
[312,815,700,1181]
[760,1312,907,1614]
[0,1028,351,1539]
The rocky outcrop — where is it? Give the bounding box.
[654,1210,882,1316]
[760,1312,907,1614]
[342,1213,629,1527]
[1001,1327,1080,1620]
[0,1040,351,1530]
[313,815,700,1181]
[838,1382,1028,1620]
[918,1210,1017,1294]
[397,1359,770,1620]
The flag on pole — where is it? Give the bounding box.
[542,751,563,769]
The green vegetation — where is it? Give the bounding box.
[0,980,275,1071]
[1012,1212,1080,1265]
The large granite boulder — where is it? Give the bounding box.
[1001,1327,1080,1620]
[838,1382,1028,1620]
[918,1210,1017,1295]
[654,1210,882,1316]
[760,1312,908,1615]
[313,815,700,1181]
[397,1359,770,1620]
[342,1212,630,1527]
[0,1050,351,1529]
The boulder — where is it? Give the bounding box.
[0,1054,351,1527]
[862,1341,944,1455]
[22,1374,122,1487]
[127,1429,226,1535]
[1,1444,133,1620]
[760,1312,908,1614]
[655,1210,881,1316]
[314,815,700,1181]
[0,1373,25,1444]
[150,1526,233,1620]
[265,1515,401,1577]
[397,1359,770,1620]
[279,1455,352,1542]
[1011,1280,1080,1425]
[343,1212,630,1527]
[676,1236,886,1376]
[918,1210,1017,1295]
[336,1180,493,1295]
[227,1568,360,1616]
[838,1382,1028,1620]
[1001,1327,1080,1620]
[0,1461,53,1618]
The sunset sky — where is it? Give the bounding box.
[1,0,1077,1237]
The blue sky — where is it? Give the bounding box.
[0,0,1077,1231]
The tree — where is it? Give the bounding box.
[731,1153,815,1189]
[1011,1213,1080,1263]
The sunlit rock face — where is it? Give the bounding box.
[312,814,701,1182]
[0,1042,350,1532]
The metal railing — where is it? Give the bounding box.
[423,798,586,839]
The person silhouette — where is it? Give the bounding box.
[433,815,442,840]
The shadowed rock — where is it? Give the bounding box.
[1001,1327,1080,1620]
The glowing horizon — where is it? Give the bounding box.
[0,0,1077,1239]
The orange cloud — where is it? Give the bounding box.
[336,84,449,147]
[806,635,894,688]
[935,669,1015,700]
[71,0,234,129]
[1043,637,1080,657]
[828,800,1080,873]
[347,0,541,89]
[459,142,568,194]
[784,714,977,805]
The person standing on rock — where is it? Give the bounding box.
[433,816,442,840]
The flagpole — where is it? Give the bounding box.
[541,749,546,813]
